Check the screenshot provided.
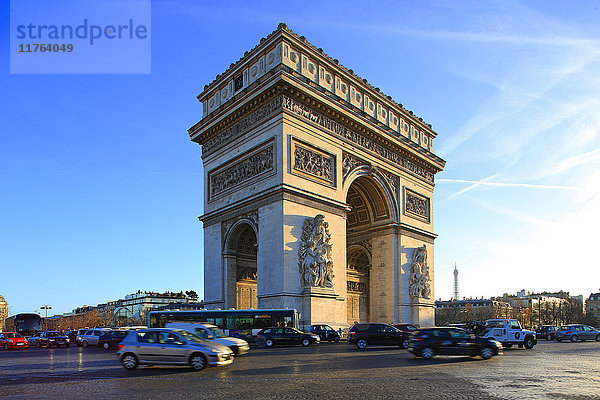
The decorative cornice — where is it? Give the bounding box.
[195,23,440,142]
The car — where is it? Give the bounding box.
[256,327,320,348]
[478,319,537,349]
[78,328,111,348]
[536,325,558,341]
[408,327,503,360]
[74,328,88,346]
[393,324,420,348]
[116,328,234,371]
[0,332,29,350]
[309,325,341,342]
[38,331,70,347]
[555,325,600,342]
[166,323,250,355]
[65,330,78,344]
[347,323,406,349]
[26,334,39,346]
[98,330,130,350]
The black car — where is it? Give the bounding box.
[348,323,406,349]
[536,325,558,341]
[256,327,321,347]
[407,327,502,359]
[309,325,340,342]
[98,330,130,350]
[38,331,70,348]
[66,330,78,344]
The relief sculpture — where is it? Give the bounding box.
[409,245,431,300]
[293,145,333,183]
[298,214,334,288]
[210,146,273,198]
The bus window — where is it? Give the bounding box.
[237,317,254,330]
[215,318,224,329]
[274,316,285,327]
[255,316,271,329]
[284,316,293,327]
[149,315,158,328]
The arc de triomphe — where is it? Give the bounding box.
[188,24,445,330]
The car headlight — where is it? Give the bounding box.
[8,339,14,343]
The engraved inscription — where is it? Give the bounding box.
[347,281,368,293]
[210,146,274,198]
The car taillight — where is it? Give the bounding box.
[349,331,355,336]
[413,338,423,341]
[118,344,125,351]
[256,334,261,339]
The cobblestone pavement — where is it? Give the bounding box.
[0,341,599,399]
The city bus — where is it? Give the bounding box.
[13,313,43,337]
[148,309,300,341]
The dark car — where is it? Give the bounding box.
[98,330,130,350]
[38,331,70,348]
[256,327,320,348]
[66,330,78,344]
[393,324,419,348]
[407,327,502,359]
[348,323,406,349]
[536,325,558,341]
[309,325,340,342]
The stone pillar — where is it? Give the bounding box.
[370,233,396,323]
[223,253,236,309]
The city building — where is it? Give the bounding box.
[586,291,600,322]
[0,295,8,331]
[188,24,445,330]
[435,299,512,325]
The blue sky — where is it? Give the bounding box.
[2,0,599,316]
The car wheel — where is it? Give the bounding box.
[3,344,8,350]
[421,347,435,359]
[356,339,367,349]
[39,341,43,348]
[596,335,600,342]
[265,339,274,348]
[302,339,310,347]
[189,353,207,371]
[524,337,535,349]
[401,339,410,349]
[571,335,578,343]
[546,335,552,341]
[121,353,138,370]
[480,347,494,359]
[103,343,110,350]
[82,341,88,348]
[334,336,340,343]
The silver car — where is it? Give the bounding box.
[116,328,234,371]
[78,328,111,348]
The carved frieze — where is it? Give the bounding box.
[282,96,435,184]
[203,96,283,155]
[347,281,368,294]
[409,245,431,300]
[382,171,399,199]
[292,140,335,186]
[298,214,334,288]
[405,189,430,222]
[237,266,258,282]
[209,142,275,200]
[342,153,369,182]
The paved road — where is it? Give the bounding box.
[1,341,599,399]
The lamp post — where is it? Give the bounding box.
[41,305,52,331]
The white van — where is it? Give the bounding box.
[165,322,249,355]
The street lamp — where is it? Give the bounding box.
[41,305,52,331]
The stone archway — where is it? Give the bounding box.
[346,175,395,323]
[225,223,258,309]
[346,246,371,325]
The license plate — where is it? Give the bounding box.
[16,343,24,346]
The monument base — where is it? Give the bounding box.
[300,286,342,331]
